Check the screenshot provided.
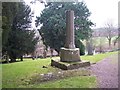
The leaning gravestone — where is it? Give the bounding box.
[51,10,90,70]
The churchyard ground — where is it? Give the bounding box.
[1,51,118,88]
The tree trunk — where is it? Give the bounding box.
[10,55,16,62]
[11,58,16,62]
[20,56,23,61]
[6,54,9,63]
[50,48,53,58]
[108,38,111,48]
[99,45,102,53]
[43,50,47,58]
[114,36,119,46]
[55,49,60,56]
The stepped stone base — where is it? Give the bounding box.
[51,59,90,70]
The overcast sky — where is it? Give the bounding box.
[25,0,119,29]
[84,0,119,28]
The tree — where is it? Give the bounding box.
[2,2,21,62]
[2,2,17,56]
[8,29,38,62]
[36,2,93,54]
[0,20,1,58]
[113,27,120,46]
[104,22,115,48]
[2,2,38,62]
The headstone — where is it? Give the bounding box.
[60,10,80,62]
[86,39,94,55]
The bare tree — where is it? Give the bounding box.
[113,27,120,46]
[104,22,115,48]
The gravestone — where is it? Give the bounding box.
[51,10,90,70]
[86,39,94,55]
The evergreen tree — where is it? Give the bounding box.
[36,2,93,54]
[2,2,38,62]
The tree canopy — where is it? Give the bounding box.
[36,2,94,54]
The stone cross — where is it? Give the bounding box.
[51,10,90,69]
[60,10,80,62]
[64,10,75,49]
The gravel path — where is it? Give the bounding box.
[90,54,118,88]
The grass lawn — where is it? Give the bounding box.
[1,51,118,88]
[81,51,118,63]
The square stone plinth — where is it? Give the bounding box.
[51,58,90,70]
[60,47,81,62]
